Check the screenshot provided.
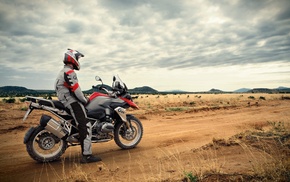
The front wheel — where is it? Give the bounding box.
[114,115,143,149]
[26,126,67,162]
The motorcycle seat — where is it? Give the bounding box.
[39,100,66,110]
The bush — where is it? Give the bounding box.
[184,171,198,182]
[19,98,27,102]
[248,96,255,100]
[2,97,16,103]
[281,96,290,100]
[189,101,195,106]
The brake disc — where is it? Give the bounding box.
[38,134,56,150]
[122,126,137,141]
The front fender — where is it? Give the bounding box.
[23,127,36,144]
[114,114,134,128]
[126,114,134,121]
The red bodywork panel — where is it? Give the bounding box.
[88,92,139,109]
[89,92,108,100]
[119,97,139,109]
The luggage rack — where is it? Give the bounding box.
[25,96,56,108]
[25,96,66,110]
[24,95,70,120]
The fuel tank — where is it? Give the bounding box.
[86,93,128,119]
[86,95,112,112]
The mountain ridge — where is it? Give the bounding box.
[0,85,290,96]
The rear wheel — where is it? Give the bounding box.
[26,126,67,162]
[114,115,143,149]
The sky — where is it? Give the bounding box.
[0,0,290,92]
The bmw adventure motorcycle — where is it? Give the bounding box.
[22,75,143,162]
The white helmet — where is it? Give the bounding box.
[63,48,84,70]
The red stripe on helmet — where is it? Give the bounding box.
[67,55,73,63]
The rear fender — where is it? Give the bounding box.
[23,127,37,144]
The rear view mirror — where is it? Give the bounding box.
[95,76,102,82]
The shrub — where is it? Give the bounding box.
[184,171,198,182]
[19,98,27,102]
[281,96,290,100]
[2,97,16,103]
[189,101,195,106]
[248,96,255,100]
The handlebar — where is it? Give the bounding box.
[92,85,118,97]
[92,75,133,101]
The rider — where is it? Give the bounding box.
[55,49,101,163]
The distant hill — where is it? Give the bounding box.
[85,85,158,94]
[129,86,158,94]
[234,88,251,93]
[0,86,37,96]
[202,87,290,93]
[208,88,223,93]
[0,85,159,96]
[277,86,287,89]
[248,88,273,93]
[0,86,54,97]
[276,86,290,93]
[0,86,35,93]
[232,87,290,93]
[1,85,289,97]
[248,87,290,93]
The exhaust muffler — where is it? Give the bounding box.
[40,114,66,138]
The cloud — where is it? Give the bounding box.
[65,20,84,34]
[0,0,289,90]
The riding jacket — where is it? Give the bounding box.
[55,65,88,107]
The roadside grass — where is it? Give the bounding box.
[189,120,290,181]
[238,121,290,181]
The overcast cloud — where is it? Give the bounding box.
[0,0,290,91]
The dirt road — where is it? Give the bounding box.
[0,98,289,181]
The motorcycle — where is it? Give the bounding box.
[22,75,143,162]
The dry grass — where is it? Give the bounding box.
[132,93,288,115]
